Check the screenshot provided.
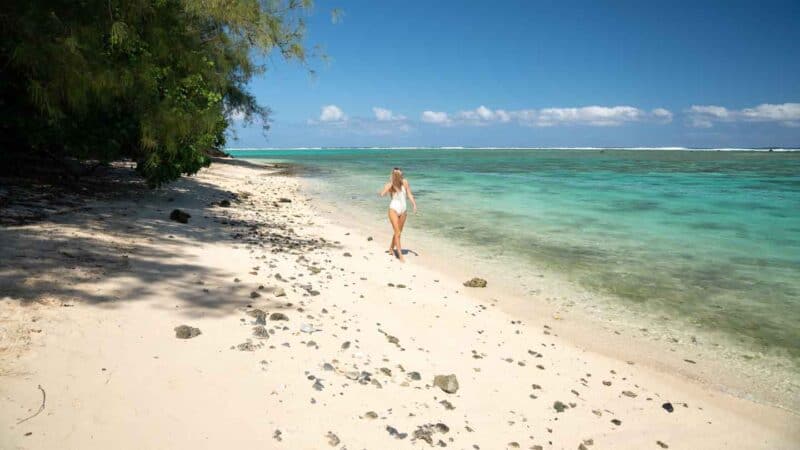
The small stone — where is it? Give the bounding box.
[439,399,455,410]
[408,371,421,381]
[553,401,568,413]
[326,431,340,446]
[278,198,292,203]
[248,309,267,325]
[252,326,269,338]
[270,312,289,321]
[174,325,201,339]
[250,291,261,299]
[611,418,622,426]
[433,374,459,393]
[622,390,637,398]
[656,441,669,448]
[662,402,674,413]
[364,411,378,419]
[462,277,487,288]
[273,287,286,297]
[341,341,351,350]
[219,199,231,207]
[169,209,190,223]
[367,236,373,241]
[237,341,256,351]
[343,252,352,257]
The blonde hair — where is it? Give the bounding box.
[390,167,404,193]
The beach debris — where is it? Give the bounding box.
[248,309,267,325]
[300,323,319,334]
[553,401,568,413]
[386,425,408,439]
[412,423,450,446]
[174,325,201,339]
[237,341,256,351]
[273,430,282,442]
[325,431,340,446]
[270,312,289,321]
[252,326,269,338]
[16,385,46,425]
[463,277,487,288]
[169,209,190,223]
[662,402,674,413]
[433,374,459,393]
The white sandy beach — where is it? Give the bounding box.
[1,159,798,449]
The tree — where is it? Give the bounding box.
[0,0,316,186]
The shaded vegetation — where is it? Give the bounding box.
[0,0,320,186]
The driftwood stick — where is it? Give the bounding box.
[17,384,46,425]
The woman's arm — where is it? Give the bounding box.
[403,179,418,213]
[379,182,392,197]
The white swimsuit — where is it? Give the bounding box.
[389,186,407,215]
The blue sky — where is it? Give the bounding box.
[228,0,800,148]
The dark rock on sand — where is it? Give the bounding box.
[553,401,568,413]
[219,199,231,207]
[463,277,487,288]
[174,325,202,339]
[279,198,292,203]
[364,411,378,419]
[326,431,340,446]
[408,371,421,381]
[386,426,408,439]
[433,374,459,393]
[169,209,191,223]
[270,312,289,321]
[250,291,261,299]
[237,341,256,351]
[412,423,450,446]
[657,440,669,448]
[662,402,674,413]
[253,326,269,338]
[248,309,267,325]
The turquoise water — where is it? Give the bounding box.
[230,148,800,367]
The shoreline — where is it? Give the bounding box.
[1,159,798,449]
[297,167,800,414]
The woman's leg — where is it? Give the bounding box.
[398,212,408,232]
[387,209,404,261]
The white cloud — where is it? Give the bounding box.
[651,108,674,123]
[373,107,406,121]
[309,105,411,135]
[454,105,512,125]
[687,103,800,128]
[423,105,671,127]
[319,104,346,122]
[421,110,451,125]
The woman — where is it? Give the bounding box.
[379,167,418,262]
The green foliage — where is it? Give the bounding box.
[0,0,314,186]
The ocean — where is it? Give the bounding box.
[230,148,800,382]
